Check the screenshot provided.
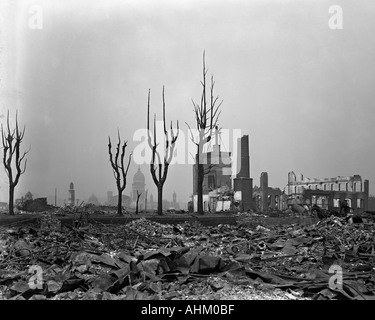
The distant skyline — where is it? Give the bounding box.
[1,0,375,205]
[18,171,185,208]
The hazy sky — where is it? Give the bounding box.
[1,0,375,205]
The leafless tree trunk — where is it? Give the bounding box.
[108,130,132,216]
[144,189,148,213]
[147,87,179,216]
[1,111,30,215]
[186,52,223,215]
[135,190,142,215]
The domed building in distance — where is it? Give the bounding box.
[106,166,148,211]
[132,166,146,209]
[87,193,100,206]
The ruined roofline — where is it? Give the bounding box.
[288,171,363,184]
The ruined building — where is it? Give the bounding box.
[192,131,232,211]
[193,133,232,194]
[287,171,369,213]
[191,134,254,212]
[253,172,286,211]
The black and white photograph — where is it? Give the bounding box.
[0,0,375,306]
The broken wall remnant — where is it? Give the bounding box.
[0,202,8,211]
[193,194,210,212]
[260,172,268,211]
[253,172,287,212]
[17,197,52,212]
[286,171,369,214]
[192,185,235,213]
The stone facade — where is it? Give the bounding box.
[286,171,369,213]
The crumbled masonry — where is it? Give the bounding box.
[0,209,374,300]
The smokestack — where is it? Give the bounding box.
[233,135,253,211]
[236,135,250,178]
[68,182,75,206]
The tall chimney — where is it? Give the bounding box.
[234,135,253,211]
[68,182,75,206]
[236,135,250,178]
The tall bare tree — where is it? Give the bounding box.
[186,52,223,215]
[147,86,179,216]
[1,111,30,215]
[108,130,132,216]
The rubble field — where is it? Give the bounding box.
[0,208,374,300]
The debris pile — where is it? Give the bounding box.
[17,198,54,213]
[0,212,374,300]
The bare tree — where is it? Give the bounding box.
[108,130,132,216]
[135,190,142,215]
[147,86,179,216]
[186,52,223,215]
[1,111,30,215]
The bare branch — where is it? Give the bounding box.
[6,110,10,138]
[185,53,223,214]
[185,122,198,146]
[125,151,133,177]
[147,89,153,148]
[146,86,179,215]
[108,130,132,215]
[1,110,29,214]
[162,86,167,136]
